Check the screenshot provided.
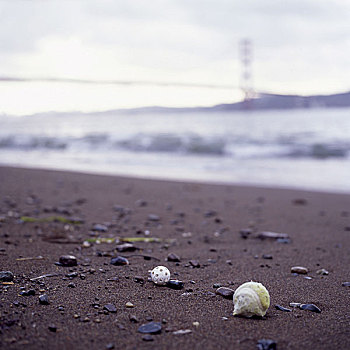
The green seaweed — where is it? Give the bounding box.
[20,216,83,225]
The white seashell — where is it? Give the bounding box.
[232,281,270,317]
[150,266,170,285]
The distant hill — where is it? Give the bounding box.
[210,91,350,111]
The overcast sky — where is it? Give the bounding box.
[0,0,349,114]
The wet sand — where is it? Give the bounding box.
[0,166,349,349]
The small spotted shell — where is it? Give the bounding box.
[150,266,170,285]
[233,281,270,317]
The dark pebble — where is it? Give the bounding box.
[189,260,200,268]
[110,256,129,266]
[68,282,76,288]
[216,287,234,299]
[262,254,273,260]
[342,282,350,287]
[39,294,50,305]
[116,243,138,252]
[142,335,154,341]
[0,271,14,282]
[20,289,36,296]
[59,255,77,267]
[106,343,115,350]
[134,276,144,283]
[166,280,184,290]
[239,228,252,239]
[167,253,181,262]
[104,303,117,313]
[204,210,217,217]
[129,315,139,323]
[48,324,57,332]
[292,198,308,205]
[257,339,277,350]
[138,321,162,334]
[213,283,222,288]
[275,304,291,312]
[300,304,321,313]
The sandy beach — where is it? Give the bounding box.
[0,166,349,349]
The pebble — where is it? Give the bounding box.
[262,254,273,260]
[125,302,134,308]
[166,280,184,290]
[142,335,154,341]
[110,256,129,266]
[116,243,138,252]
[104,304,117,313]
[300,303,321,313]
[148,214,160,222]
[275,304,291,312]
[316,268,329,275]
[173,329,192,335]
[342,282,350,287]
[239,228,253,239]
[189,260,200,268]
[167,253,181,262]
[106,343,115,350]
[291,266,308,274]
[129,315,139,323]
[48,324,57,332]
[138,321,162,334]
[59,255,77,267]
[92,224,108,232]
[0,271,14,282]
[257,231,289,240]
[289,302,301,308]
[20,289,36,296]
[215,287,234,299]
[257,339,277,350]
[39,294,49,305]
[68,282,76,288]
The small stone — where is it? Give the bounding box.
[189,260,200,268]
[68,282,76,288]
[20,289,36,296]
[125,302,134,308]
[300,303,321,313]
[59,255,77,267]
[275,304,291,312]
[239,228,252,239]
[257,231,289,240]
[262,254,273,259]
[82,241,91,248]
[342,282,350,287]
[129,315,139,323]
[116,243,138,252]
[48,324,57,332]
[316,268,329,275]
[104,303,117,313]
[166,280,184,290]
[134,276,144,283]
[66,272,78,278]
[92,224,108,232]
[192,321,199,327]
[138,321,162,334]
[213,283,222,288]
[110,256,129,266]
[142,335,154,341]
[106,343,115,350]
[215,287,234,299]
[39,294,49,305]
[148,214,160,222]
[0,271,14,282]
[257,339,277,350]
[292,198,308,205]
[167,253,181,262]
[289,302,301,308]
[173,329,192,335]
[291,266,308,274]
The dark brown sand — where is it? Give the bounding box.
[0,166,349,350]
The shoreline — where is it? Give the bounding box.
[1,164,349,196]
[0,166,349,349]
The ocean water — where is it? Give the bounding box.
[1,107,350,193]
